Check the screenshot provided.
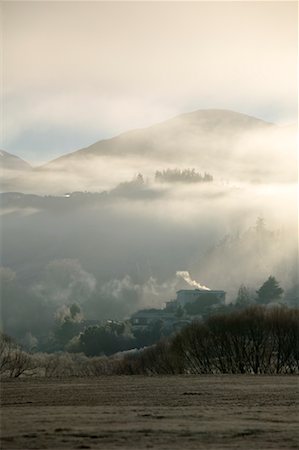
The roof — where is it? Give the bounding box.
[176,289,226,294]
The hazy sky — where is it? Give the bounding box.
[1,1,297,163]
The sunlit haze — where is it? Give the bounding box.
[0,0,298,380]
[1,1,297,163]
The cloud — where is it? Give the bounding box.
[4,90,177,163]
[0,175,297,341]
[0,267,16,284]
[55,303,84,324]
[2,113,297,196]
[2,1,297,160]
[2,179,297,293]
[87,274,179,319]
[32,259,96,305]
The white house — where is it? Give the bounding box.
[176,289,226,306]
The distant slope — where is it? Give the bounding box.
[2,109,297,194]
[0,150,32,171]
[44,109,274,165]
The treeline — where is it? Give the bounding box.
[120,306,299,375]
[0,331,128,378]
[42,315,167,356]
[155,169,213,183]
[1,306,298,377]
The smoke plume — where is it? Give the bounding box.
[176,271,211,291]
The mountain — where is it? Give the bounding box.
[45,109,274,164]
[0,150,32,171]
[2,110,297,194]
[0,150,32,193]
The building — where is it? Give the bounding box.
[176,289,226,306]
[130,309,177,329]
[130,288,227,333]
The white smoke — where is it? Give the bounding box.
[176,271,210,291]
[32,259,96,305]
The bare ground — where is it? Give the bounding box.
[0,375,298,449]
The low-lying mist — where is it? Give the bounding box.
[1,112,297,195]
[0,176,297,345]
[0,110,297,348]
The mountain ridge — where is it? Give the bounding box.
[0,150,32,171]
[43,109,275,167]
[1,109,296,193]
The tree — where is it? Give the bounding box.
[236,284,253,307]
[8,350,33,378]
[70,303,81,319]
[256,276,283,305]
[53,303,83,350]
[255,217,266,235]
[0,332,34,377]
[0,332,15,374]
[54,318,81,350]
[133,320,165,348]
[126,306,299,376]
[155,168,213,184]
[175,304,184,318]
[79,322,134,356]
[184,294,219,316]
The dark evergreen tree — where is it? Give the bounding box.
[256,276,283,304]
[236,284,253,307]
[79,322,134,356]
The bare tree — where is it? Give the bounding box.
[0,332,15,374]
[8,350,33,378]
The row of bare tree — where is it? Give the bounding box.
[1,306,298,377]
[0,332,123,377]
[119,306,299,375]
[0,333,33,377]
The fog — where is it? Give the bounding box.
[0,160,297,346]
[1,111,297,195]
[0,99,298,350]
[2,2,297,161]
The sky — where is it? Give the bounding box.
[0,1,298,164]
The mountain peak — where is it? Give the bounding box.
[0,150,32,171]
[46,109,274,166]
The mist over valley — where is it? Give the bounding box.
[0,110,297,349]
[1,110,297,194]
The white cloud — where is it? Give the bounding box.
[1,1,297,160]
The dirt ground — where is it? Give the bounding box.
[0,375,298,449]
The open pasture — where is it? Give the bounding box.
[1,375,298,449]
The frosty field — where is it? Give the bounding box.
[1,375,298,449]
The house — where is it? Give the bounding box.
[176,289,226,306]
[130,288,227,332]
[130,308,177,329]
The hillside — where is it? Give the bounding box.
[46,109,273,163]
[39,109,296,188]
[0,150,32,171]
[1,109,296,194]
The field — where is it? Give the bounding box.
[1,376,298,449]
